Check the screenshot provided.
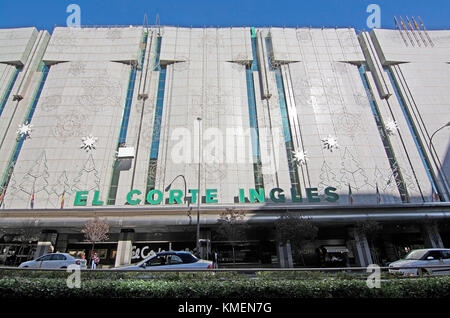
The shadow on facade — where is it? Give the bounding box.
[1,184,449,269]
[437,141,450,247]
[236,185,450,268]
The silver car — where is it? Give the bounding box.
[18,252,87,269]
[389,248,450,276]
[116,251,213,270]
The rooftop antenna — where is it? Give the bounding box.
[399,16,415,46]
[411,16,428,47]
[156,14,161,36]
[406,16,421,47]
[143,13,149,33]
[417,16,434,47]
[394,16,409,46]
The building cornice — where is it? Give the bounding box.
[0,203,449,231]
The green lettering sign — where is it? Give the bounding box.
[146,189,163,205]
[290,187,302,202]
[169,189,183,204]
[205,189,218,203]
[189,189,198,204]
[270,188,285,203]
[325,186,339,202]
[239,188,246,203]
[92,190,104,206]
[306,188,320,203]
[126,189,142,205]
[74,191,88,206]
[249,188,265,203]
[76,185,341,207]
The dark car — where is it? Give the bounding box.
[317,246,350,267]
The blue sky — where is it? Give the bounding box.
[1,0,449,32]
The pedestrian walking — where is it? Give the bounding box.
[213,250,219,269]
[91,252,99,270]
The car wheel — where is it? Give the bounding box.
[417,268,429,277]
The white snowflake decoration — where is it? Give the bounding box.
[292,150,308,166]
[17,122,32,138]
[321,135,339,152]
[81,135,98,151]
[385,120,398,136]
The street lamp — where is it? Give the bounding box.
[196,117,202,257]
[164,174,188,206]
[429,122,450,150]
[165,174,192,224]
[428,121,450,201]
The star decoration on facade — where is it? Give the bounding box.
[292,150,308,166]
[321,135,339,152]
[81,135,98,152]
[17,122,32,139]
[385,120,398,136]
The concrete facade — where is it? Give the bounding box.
[0,26,449,267]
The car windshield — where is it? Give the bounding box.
[138,252,199,266]
[403,250,427,260]
[178,253,199,263]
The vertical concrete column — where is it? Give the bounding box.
[422,224,444,248]
[277,241,293,268]
[33,231,57,259]
[114,229,134,267]
[350,228,373,267]
[199,230,211,260]
[54,234,68,253]
[383,237,398,261]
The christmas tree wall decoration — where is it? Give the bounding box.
[72,154,101,192]
[2,167,18,208]
[339,147,369,191]
[52,171,71,196]
[0,166,19,209]
[19,151,50,196]
[373,166,396,202]
[0,185,6,208]
[318,161,342,193]
[373,166,387,190]
[397,165,417,194]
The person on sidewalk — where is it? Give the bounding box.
[91,252,99,270]
[213,250,219,269]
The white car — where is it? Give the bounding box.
[389,248,450,276]
[116,251,213,270]
[18,252,87,269]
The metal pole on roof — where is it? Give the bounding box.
[417,16,434,47]
[156,14,160,36]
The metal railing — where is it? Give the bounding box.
[1,265,449,274]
